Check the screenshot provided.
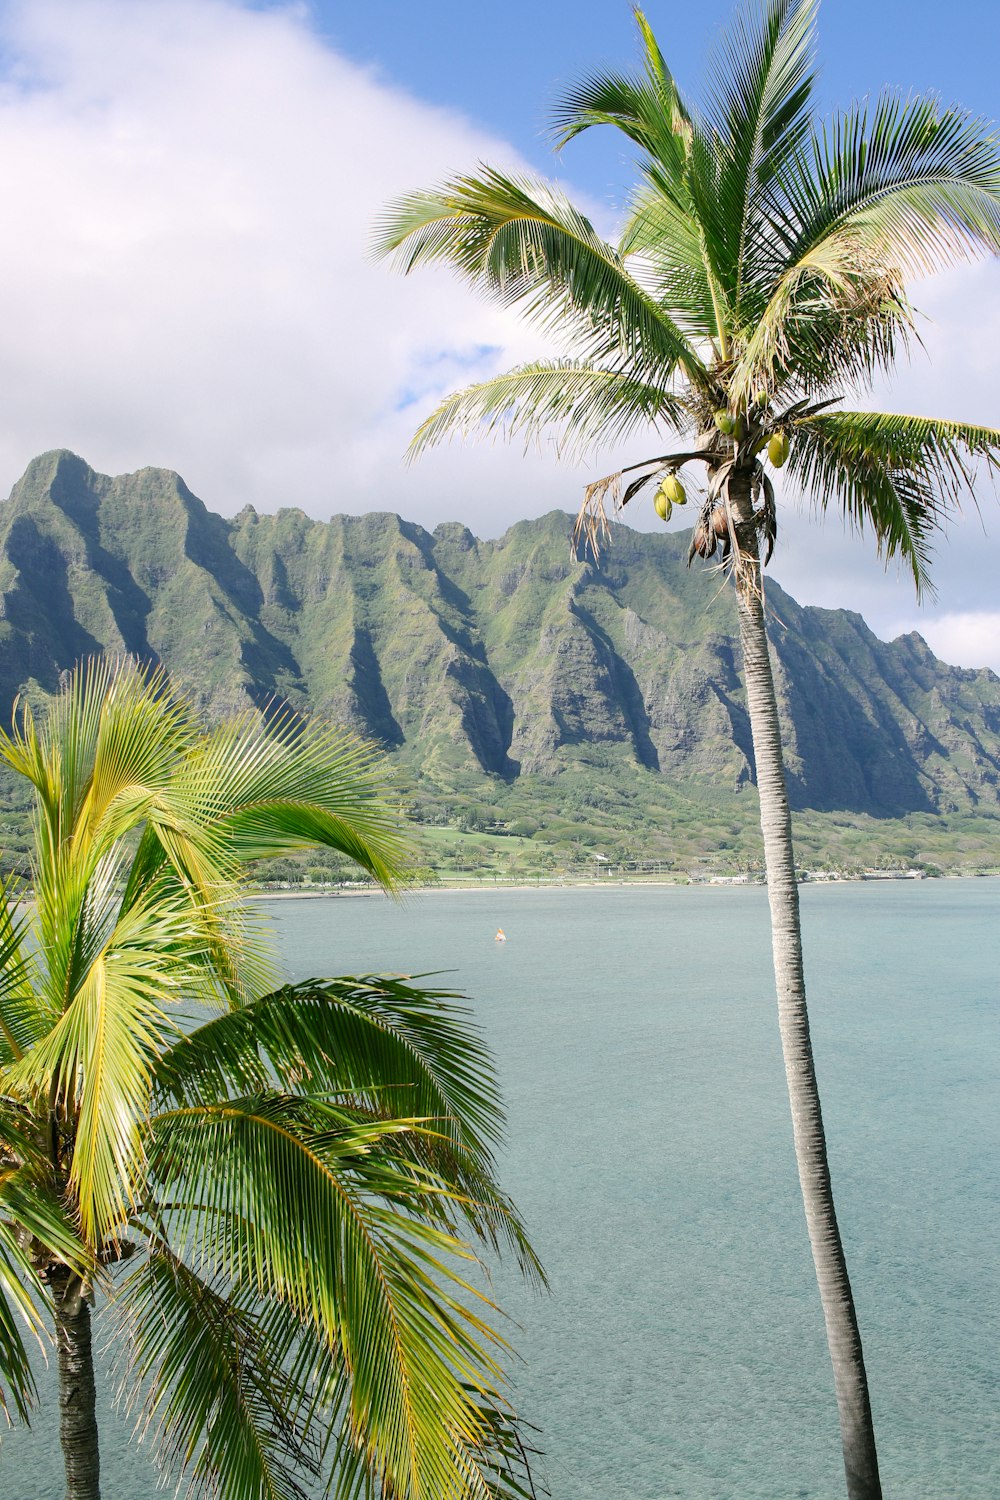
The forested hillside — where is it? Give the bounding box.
[1,451,999,874]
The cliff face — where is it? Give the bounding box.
[2,449,999,816]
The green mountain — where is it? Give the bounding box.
[2,451,1000,836]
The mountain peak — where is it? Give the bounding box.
[0,454,998,816]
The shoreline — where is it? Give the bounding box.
[249,871,993,901]
[249,879,689,900]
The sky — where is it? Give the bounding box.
[0,0,998,670]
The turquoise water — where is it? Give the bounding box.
[2,880,998,1498]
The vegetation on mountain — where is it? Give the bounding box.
[0,658,540,1500]
[1,451,1000,882]
[375,2,1000,1495]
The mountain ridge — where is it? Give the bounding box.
[1,449,999,820]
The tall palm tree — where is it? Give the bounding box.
[374,4,1000,1495]
[0,657,541,1500]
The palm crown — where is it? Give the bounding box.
[376,0,1000,594]
[0,658,540,1500]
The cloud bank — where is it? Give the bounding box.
[0,0,997,670]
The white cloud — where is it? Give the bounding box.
[0,0,996,672]
[0,0,579,525]
[910,612,1000,677]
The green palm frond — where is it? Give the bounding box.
[617,189,720,346]
[803,410,1000,480]
[777,92,1000,287]
[70,665,194,849]
[114,700,412,1009]
[551,15,723,348]
[0,880,41,1065]
[117,1203,537,1500]
[727,93,1000,397]
[154,975,544,1279]
[156,977,501,1152]
[374,167,705,388]
[0,1224,40,1424]
[116,1248,320,1500]
[702,0,819,311]
[788,410,1000,594]
[1,658,249,1018]
[325,1389,541,1500]
[408,360,686,462]
[0,1153,92,1277]
[145,1095,515,1499]
[0,658,193,852]
[0,1155,90,1422]
[728,242,917,402]
[9,869,211,1241]
[551,7,692,164]
[119,817,265,1014]
[175,708,410,887]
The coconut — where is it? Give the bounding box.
[768,432,789,468]
[714,410,735,435]
[664,474,687,505]
[653,488,672,522]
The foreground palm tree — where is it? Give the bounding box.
[375,4,1000,1495]
[0,657,540,1500]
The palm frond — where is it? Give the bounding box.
[156,977,500,1151]
[325,1387,542,1500]
[374,167,705,388]
[0,879,42,1065]
[115,1247,320,1500]
[702,0,818,311]
[617,189,721,345]
[117,1220,539,1500]
[0,1155,92,1278]
[788,409,1000,595]
[9,870,207,1243]
[721,89,1000,400]
[549,9,741,354]
[114,706,412,1010]
[154,975,544,1280]
[146,1095,516,1499]
[0,1228,39,1424]
[72,664,195,849]
[0,1155,90,1423]
[173,708,410,889]
[0,658,193,854]
[777,93,1000,287]
[408,360,685,463]
[727,239,916,402]
[550,7,692,162]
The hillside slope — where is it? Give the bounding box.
[2,450,999,817]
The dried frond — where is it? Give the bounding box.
[573,472,620,561]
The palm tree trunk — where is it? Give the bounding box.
[53,1273,101,1500]
[729,479,882,1500]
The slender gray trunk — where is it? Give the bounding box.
[729,477,882,1500]
[53,1274,101,1500]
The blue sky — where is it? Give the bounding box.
[320,0,999,204]
[0,0,997,670]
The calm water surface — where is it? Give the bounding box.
[2,880,998,1498]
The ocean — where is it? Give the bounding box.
[2,880,997,1498]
